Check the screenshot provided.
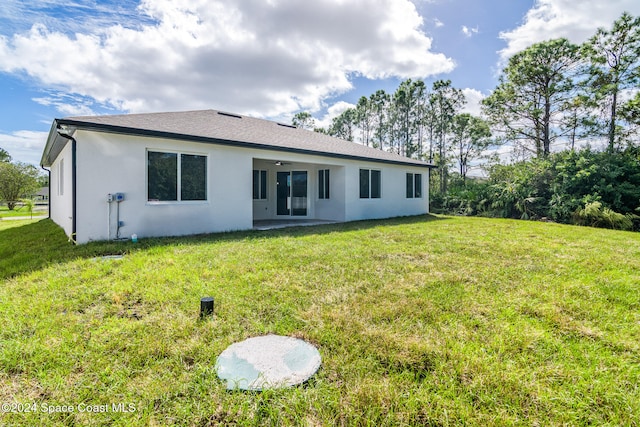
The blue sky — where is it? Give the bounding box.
[1,0,639,165]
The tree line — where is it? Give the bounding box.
[294,78,491,195]
[0,148,43,210]
[293,12,640,230]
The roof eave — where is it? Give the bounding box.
[54,118,436,169]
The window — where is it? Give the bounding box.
[360,169,381,199]
[406,173,422,198]
[415,173,422,198]
[318,169,330,199]
[371,170,381,198]
[181,154,207,200]
[147,151,207,202]
[253,170,267,199]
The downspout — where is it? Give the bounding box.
[57,131,78,245]
[427,167,431,214]
[40,165,51,219]
[72,138,77,244]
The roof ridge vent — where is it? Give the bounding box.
[217,111,242,119]
[277,122,296,129]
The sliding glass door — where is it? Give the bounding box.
[276,171,307,216]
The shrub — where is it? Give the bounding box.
[572,201,634,230]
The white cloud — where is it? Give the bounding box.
[499,0,640,61]
[327,101,357,116]
[461,25,478,38]
[32,93,98,116]
[461,88,485,116]
[0,130,49,165]
[0,0,455,119]
[313,101,357,130]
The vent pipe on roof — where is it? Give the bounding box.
[277,123,296,129]
[217,111,242,119]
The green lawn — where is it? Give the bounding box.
[1,216,639,426]
[0,205,47,218]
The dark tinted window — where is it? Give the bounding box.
[148,151,177,201]
[181,154,206,201]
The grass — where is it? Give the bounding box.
[0,205,47,218]
[1,216,639,426]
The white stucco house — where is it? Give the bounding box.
[40,109,434,244]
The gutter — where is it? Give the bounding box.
[56,130,77,245]
[40,165,51,219]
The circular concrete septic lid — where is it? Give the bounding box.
[215,334,321,391]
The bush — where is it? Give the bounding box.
[431,175,495,216]
[436,148,640,231]
[572,201,635,230]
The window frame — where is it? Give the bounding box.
[253,169,268,200]
[180,153,207,201]
[318,169,330,199]
[406,172,422,198]
[147,149,208,203]
[359,168,381,199]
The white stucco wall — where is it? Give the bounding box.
[49,140,74,238]
[344,160,429,222]
[313,165,346,222]
[51,129,430,243]
[73,131,253,243]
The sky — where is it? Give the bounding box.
[0,0,639,166]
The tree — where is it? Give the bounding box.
[0,162,40,210]
[620,92,640,128]
[292,112,315,130]
[451,114,492,181]
[37,173,49,188]
[328,108,356,142]
[355,96,374,147]
[482,38,582,158]
[21,197,35,219]
[430,79,465,194]
[0,147,10,163]
[583,12,640,151]
[370,90,390,150]
[561,95,592,151]
[414,83,432,160]
[422,92,438,162]
[388,79,427,158]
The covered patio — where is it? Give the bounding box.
[252,157,346,225]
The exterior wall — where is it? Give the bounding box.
[54,129,430,243]
[251,154,428,223]
[344,160,429,222]
[49,140,74,238]
[252,158,346,222]
[313,165,346,222]
[74,131,252,243]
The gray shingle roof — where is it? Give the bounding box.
[44,109,433,168]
